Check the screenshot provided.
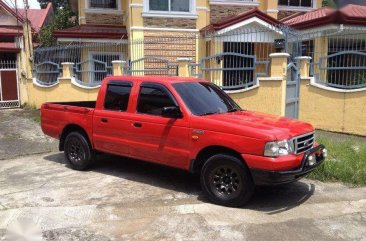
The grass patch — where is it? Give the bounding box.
[32,115,41,123]
[308,136,366,186]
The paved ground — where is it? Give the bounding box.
[0,109,58,160]
[0,109,365,240]
[0,153,365,241]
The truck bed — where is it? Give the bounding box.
[41,101,96,141]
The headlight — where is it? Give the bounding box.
[264,140,294,157]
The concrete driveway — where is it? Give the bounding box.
[0,153,365,241]
[0,109,58,160]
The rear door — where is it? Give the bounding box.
[93,81,133,155]
[128,82,191,168]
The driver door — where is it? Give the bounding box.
[128,82,190,168]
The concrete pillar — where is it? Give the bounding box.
[265,0,279,19]
[61,62,74,78]
[112,60,126,76]
[177,58,192,77]
[296,56,312,78]
[269,53,289,78]
[269,53,289,116]
[314,36,328,81]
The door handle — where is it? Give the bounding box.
[101,118,108,123]
[133,122,142,128]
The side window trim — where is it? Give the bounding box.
[108,80,133,87]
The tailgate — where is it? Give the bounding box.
[41,103,95,139]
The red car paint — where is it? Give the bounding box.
[41,76,316,173]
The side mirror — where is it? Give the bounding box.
[162,106,183,119]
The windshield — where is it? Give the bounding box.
[173,82,242,116]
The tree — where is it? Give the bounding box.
[37,0,69,12]
[322,0,337,7]
[38,8,77,47]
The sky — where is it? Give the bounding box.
[4,0,41,9]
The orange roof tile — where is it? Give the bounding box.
[284,4,366,29]
[201,8,281,34]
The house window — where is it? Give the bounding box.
[149,0,190,12]
[278,0,313,7]
[89,0,117,9]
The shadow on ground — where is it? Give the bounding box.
[44,152,315,213]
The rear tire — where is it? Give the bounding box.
[200,154,255,207]
[64,132,94,171]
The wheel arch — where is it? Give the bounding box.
[59,124,91,151]
[190,145,246,174]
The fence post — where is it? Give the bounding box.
[296,56,311,78]
[269,53,289,116]
[177,58,192,77]
[112,60,126,76]
[61,62,74,78]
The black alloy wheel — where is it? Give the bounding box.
[200,154,254,207]
[64,132,94,170]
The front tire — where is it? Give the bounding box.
[200,154,255,207]
[64,132,94,170]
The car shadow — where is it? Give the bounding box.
[44,152,315,213]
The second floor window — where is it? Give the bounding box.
[89,0,117,9]
[278,0,313,7]
[149,0,190,12]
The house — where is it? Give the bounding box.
[25,1,366,136]
[0,1,53,108]
[284,4,366,89]
[45,0,322,85]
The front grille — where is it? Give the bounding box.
[293,132,315,154]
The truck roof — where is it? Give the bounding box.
[103,76,208,84]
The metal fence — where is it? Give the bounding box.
[32,26,285,90]
[191,26,281,91]
[33,41,128,86]
[0,60,16,69]
[301,27,366,89]
[32,24,366,91]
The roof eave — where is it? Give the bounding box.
[0,47,21,53]
[200,8,281,35]
[53,32,128,39]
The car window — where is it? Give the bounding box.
[104,84,132,111]
[137,85,176,116]
[173,82,241,116]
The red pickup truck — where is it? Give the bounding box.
[41,76,327,207]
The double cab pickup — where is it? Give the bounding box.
[41,76,327,207]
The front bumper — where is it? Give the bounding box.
[250,145,326,185]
